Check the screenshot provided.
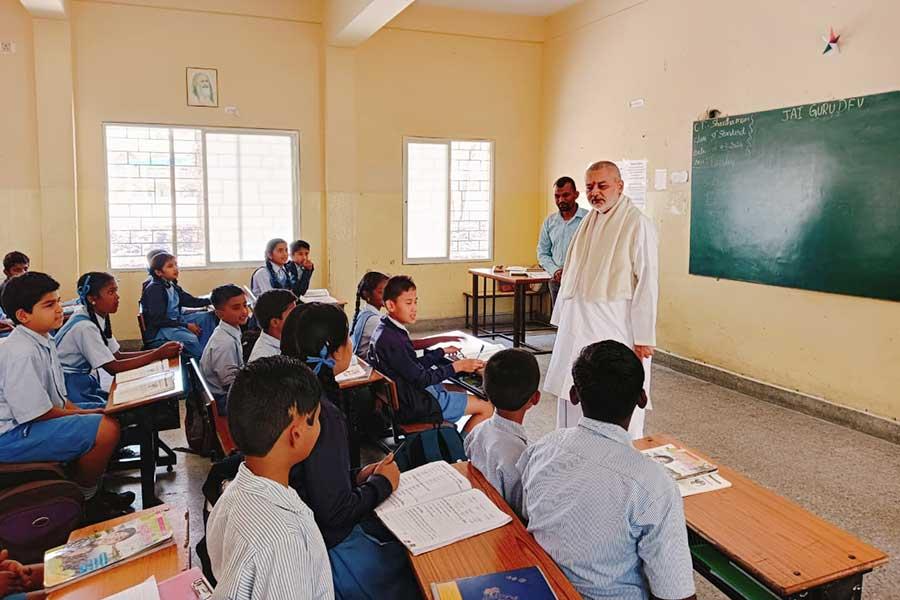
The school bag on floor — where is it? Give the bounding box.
[393,424,467,472]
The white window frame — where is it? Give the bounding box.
[102,122,301,271]
[402,136,495,265]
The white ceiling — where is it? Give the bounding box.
[416,0,581,17]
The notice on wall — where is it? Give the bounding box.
[615,159,648,208]
[654,169,668,190]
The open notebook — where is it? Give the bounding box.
[375,461,511,556]
[112,371,175,405]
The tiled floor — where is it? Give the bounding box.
[110,331,899,599]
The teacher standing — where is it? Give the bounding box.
[544,161,659,439]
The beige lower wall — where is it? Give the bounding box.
[543,0,900,419]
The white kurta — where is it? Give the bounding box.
[545,209,659,439]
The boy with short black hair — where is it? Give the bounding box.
[367,275,492,432]
[200,285,250,414]
[463,349,539,516]
[0,272,127,520]
[207,356,333,600]
[289,240,315,297]
[0,251,30,334]
[517,340,696,600]
[247,289,296,363]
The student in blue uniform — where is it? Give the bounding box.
[288,239,315,298]
[247,289,296,363]
[0,251,29,339]
[55,272,182,409]
[140,252,217,360]
[281,302,420,600]
[349,272,389,359]
[250,239,297,298]
[200,285,250,415]
[0,272,129,520]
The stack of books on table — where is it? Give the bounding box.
[299,288,340,304]
[641,444,732,497]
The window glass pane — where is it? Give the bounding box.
[449,141,491,260]
[105,125,175,269]
[173,129,205,267]
[206,133,295,262]
[406,142,449,259]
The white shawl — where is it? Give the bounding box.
[557,195,643,302]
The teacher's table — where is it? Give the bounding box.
[634,434,888,600]
[107,357,186,509]
[468,268,552,354]
[408,461,581,599]
[48,504,187,600]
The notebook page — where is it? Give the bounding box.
[113,372,175,405]
[375,461,471,516]
[116,360,170,384]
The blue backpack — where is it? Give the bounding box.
[393,425,467,472]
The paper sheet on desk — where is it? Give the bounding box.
[426,331,504,361]
[113,372,175,405]
[116,360,170,384]
[376,461,471,515]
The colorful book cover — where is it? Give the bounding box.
[44,512,173,588]
[432,566,557,600]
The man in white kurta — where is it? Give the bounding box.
[545,161,659,439]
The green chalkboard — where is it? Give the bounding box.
[689,91,900,302]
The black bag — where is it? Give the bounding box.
[240,329,261,364]
[393,425,467,472]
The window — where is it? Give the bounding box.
[104,124,298,269]
[403,137,493,263]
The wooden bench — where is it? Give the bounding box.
[187,358,236,458]
[462,288,547,329]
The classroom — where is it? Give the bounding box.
[0,0,898,598]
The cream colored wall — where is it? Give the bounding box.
[0,0,43,269]
[542,0,900,419]
[70,0,325,339]
[344,12,544,318]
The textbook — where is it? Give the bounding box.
[641,444,717,480]
[335,356,372,383]
[432,566,558,600]
[375,461,512,555]
[112,371,175,405]
[677,472,732,497]
[116,359,171,384]
[44,512,174,589]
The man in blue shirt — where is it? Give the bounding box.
[518,340,696,600]
[536,176,588,304]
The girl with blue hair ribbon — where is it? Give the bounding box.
[281,302,420,600]
[55,272,182,408]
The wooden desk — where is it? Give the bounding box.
[107,358,186,508]
[635,434,888,599]
[48,504,187,600]
[468,268,551,354]
[409,462,581,600]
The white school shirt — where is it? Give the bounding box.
[251,265,288,298]
[463,413,528,517]
[0,326,68,436]
[545,211,658,437]
[208,463,334,600]
[517,418,695,600]
[56,308,121,374]
[248,332,281,363]
[200,321,244,397]
[353,304,382,359]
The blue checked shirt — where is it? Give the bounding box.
[464,413,528,517]
[536,207,588,275]
[208,462,334,600]
[517,418,695,600]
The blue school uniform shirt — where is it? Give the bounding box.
[517,417,695,600]
[200,321,244,397]
[463,413,528,517]
[537,207,588,275]
[0,326,68,437]
[247,332,281,363]
[56,308,121,374]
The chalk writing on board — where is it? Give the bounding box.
[780,96,866,122]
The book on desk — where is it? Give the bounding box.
[375,461,512,555]
[432,566,558,600]
[641,443,732,497]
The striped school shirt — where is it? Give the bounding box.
[517,417,695,600]
[207,462,334,600]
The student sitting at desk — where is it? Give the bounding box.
[281,302,420,599]
[464,348,540,518]
[250,238,298,298]
[200,285,250,415]
[289,239,315,298]
[368,275,492,433]
[206,357,334,600]
[247,289,296,363]
[0,272,130,521]
[0,251,29,339]
[518,340,696,600]
[141,252,217,360]
[55,272,182,409]
[140,248,167,294]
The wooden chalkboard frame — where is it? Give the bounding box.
[689,91,900,302]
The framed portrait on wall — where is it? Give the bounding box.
[186,67,218,107]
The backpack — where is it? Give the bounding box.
[241,329,261,364]
[393,425,467,472]
[0,464,84,563]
